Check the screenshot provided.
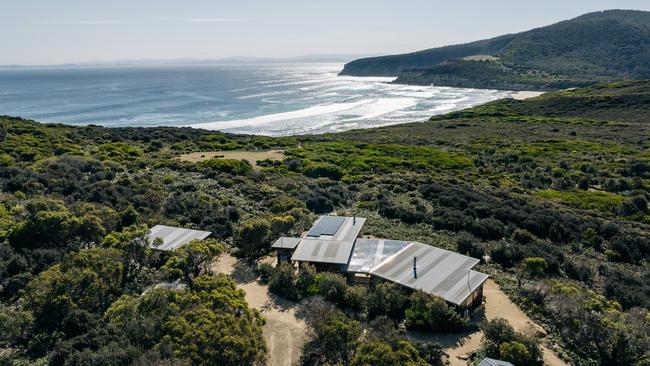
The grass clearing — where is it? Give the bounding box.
[536,189,624,211]
[178,150,285,167]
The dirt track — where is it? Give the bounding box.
[178,150,285,168]
[438,280,567,366]
[213,254,308,366]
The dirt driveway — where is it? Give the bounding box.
[409,280,568,366]
[213,254,309,366]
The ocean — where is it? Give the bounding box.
[0,63,512,136]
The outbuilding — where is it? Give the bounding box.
[147,224,212,252]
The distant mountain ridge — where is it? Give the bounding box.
[341,10,650,90]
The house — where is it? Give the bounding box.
[276,215,488,309]
[477,358,515,366]
[290,215,365,271]
[147,224,212,251]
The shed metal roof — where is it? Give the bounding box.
[346,239,411,273]
[369,241,483,305]
[290,239,354,265]
[148,224,212,251]
[271,237,302,250]
[477,358,514,366]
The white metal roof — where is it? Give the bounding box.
[346,239,411,273]
[271,237,302,250]
[478,358,514,366]
[148,224,212,251]
[290,239,355,265]
[369,241,485,306]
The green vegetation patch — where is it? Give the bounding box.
[536,189,624,211]
[199,158,253,175]
[289,142,472,176]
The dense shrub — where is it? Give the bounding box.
[367,282,408,320]
[303,163,344,180]
[455,233,486,259]
[315,272,349,306]
[405,291,469,332]
[234,219,271,254]
[200,158,252,175]
[480,318,543,366]
[268,262,300,301]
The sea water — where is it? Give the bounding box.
[0,63,511,136]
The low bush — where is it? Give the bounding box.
[405,291,469,332]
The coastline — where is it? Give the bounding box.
[509,90,545,100]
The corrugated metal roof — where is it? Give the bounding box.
[148,224,212,251]
[369,241,483,306]
[447,270,489,305]
[477,358,514,366]
[271,237,302,249]
[304,216,366,242]
[346,239,410,273]
[290,239,354,265]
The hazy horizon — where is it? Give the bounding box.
[3,1,650,66]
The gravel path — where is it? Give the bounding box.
[213,254,309,366]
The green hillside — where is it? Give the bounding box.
[341,10,650,90]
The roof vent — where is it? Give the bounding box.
[413,256,417,278]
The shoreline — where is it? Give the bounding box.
[509,90,545,100]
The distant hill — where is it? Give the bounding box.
[341,10,650,90]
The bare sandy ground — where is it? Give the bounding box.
[510,91,545,100]
[409,280,568,366]
[178,149,285,167]
[213,254,309,366]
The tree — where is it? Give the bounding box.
[0,304,33,347]
[500,341,534,365]
[162,238,224,286]
[405,291,469,332]
[0,121,6,142]
[351,340,429,366]
[107,274,267,366]
[521,257,548,282]
[270,215,296,236]
[315,272,349,306]
[9,206,105,251]
[23,248,124,333]
[315,313,361,365]
[102,225,151,289]
[481,319,543,366]
[268,262,300,301]
[234,219,271,254]
[367,282,408,319]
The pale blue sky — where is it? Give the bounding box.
[2,0,649,65]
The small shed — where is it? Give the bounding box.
[147,224,212,252]
[477,358,514,366]
[271,237,301,263]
